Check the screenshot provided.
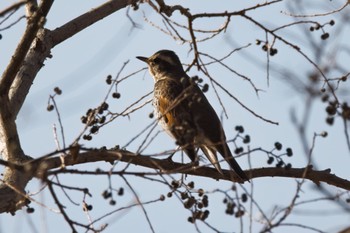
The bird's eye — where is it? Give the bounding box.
[153,57,162,64]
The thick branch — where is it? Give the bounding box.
[50,0,129,45]
[0,1,27,18]
[0,0,53,95]
[47,150,349,191]
[13,149,350,189]
[1,148,349,214]
[1,0,131,216]
[9,0,130,116]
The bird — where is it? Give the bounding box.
[137,50,248,181]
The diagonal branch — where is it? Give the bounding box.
[0,0,132,216]
[9,0,131,116]
[0,0,53,95]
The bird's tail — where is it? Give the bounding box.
[220,144,249,182]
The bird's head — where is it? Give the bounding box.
[137,50,185,81]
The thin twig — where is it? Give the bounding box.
[121,176,156,233]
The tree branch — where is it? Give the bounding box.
[1,148,349,214]
[0,0,53,95]
[0,1,27,18]
[9,0,130,116]
[50,0,129,45]
[0,0,132,216]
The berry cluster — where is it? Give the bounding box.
[324,99,350,126]
[256,39,278,56]
[309,20,335,40]
[81,102,109,141]
[233,125,251,155]
[166,180,210,223]
[321,73,349,126]
[102,187,124,206]
[46,87,62,112]
[222,185,248,217]
[191,76,209,93]
[106,75,121,99]
[266,142,293,169]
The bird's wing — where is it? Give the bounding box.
[187,83,226,144]
[188,82,249,181]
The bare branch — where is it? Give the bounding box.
[0,1,26,18]
[0,0,53,95]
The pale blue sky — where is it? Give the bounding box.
[1,1,349,232]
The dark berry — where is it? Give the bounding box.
[106,75,112,84]
[184,197,196,209]
[187,181,194,189]
[86,205,93,211]
[102,190,111,199]
[326,105,337,115]
[47,105,54,111]
[197,202,204,209]
[99,116,106,124]
[83,135,92,141]
[270,48,278,56]
[90,126,99,134]
[81,116,87,124]
[198,189,204,196]
[267,157,274,164]
[276,161,284,167]
[234,147,244,154]
[202,84,209,92]
[241,193,248,202]
[118,187,124,196]
[188,216,195,223]
[274,142,282,150]
[326,117,334,125]
[101,102,109,111]
[321,94,329,102]
[181,192,189,200]
[243,135,250,144]
[160,195,165,201]
[54,87,62,95]
[235,125,244,133]
[112,92,121,99]
[320,131,328,137]
[321,33,329,40]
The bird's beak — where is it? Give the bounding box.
[136,56,148,63]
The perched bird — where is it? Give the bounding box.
[137,50,248,181]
